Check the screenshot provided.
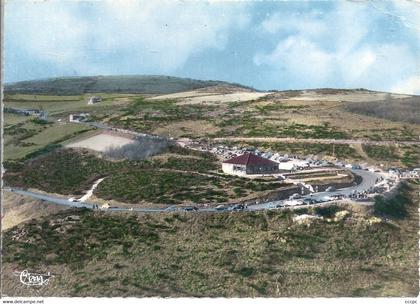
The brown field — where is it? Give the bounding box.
[2,192,68,230]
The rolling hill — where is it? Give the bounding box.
[4,75,256,95]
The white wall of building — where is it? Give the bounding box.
[222,163,247,177]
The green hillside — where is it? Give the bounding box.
[4,75,254,95]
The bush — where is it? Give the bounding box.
[104,136,169,160]
[373,182,411,218]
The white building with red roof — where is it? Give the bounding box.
[222,152,279,176]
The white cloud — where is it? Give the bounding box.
[379,0,420,42]
[254,1,420,92]
[391,76,420,95]
[261,10,327,38]
[254,35,334,87]
[6,0,250,76]
[6,2,89,64]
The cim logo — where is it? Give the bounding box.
[14,270,54,286]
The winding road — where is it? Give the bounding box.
[5,120,389,214]
[4,169,383,213]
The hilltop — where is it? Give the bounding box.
[4,75,256,96]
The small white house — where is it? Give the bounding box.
[69,113,89,123]
[88,96,102,105]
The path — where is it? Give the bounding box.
[213,137,420,146]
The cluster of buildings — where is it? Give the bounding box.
[389,167,420,179]
[5,107,47,120]
[180,141,419,185]
[178,140,336,177]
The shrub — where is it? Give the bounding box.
[373,182,411,218]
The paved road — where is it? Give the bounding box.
[4,168,382,214]
[5,188,165,213]
[213,136,420,146]
[247,169,382,210]
[9,121,386,213]
[310,169,382,199]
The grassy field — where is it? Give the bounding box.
[4,119,92,160]
[362,145,399,161]
[4,93,132,116]
[4,89,420,160]
[3,92,136,160]
[2,180,418,297]
[103,90,420,142]
[360,144,420,168]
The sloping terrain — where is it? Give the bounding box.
[4,147,295,207]
[2,192,68,230]
[275,89,411,102]
[2,180,418,297]
[3,84,420,167]
[4,75,254,95]
[345,96,420,124]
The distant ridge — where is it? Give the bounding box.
[4,75,256,95]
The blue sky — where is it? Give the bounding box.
[5,0,420,94]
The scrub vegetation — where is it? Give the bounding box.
[4,147,288,205]
[3,180,418,297]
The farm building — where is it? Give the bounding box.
[5,107,43,116]
[222,152,279,176]
[69,113,90,123]
[88,96,102,104]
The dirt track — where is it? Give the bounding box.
[213,137,420,146]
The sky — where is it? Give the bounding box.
[5,0,420,94]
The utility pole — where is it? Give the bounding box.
[332,143,335,159]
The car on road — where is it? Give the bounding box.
[319,196,333,202]
[289,193,301,200]
[229,204,245,211]
[303,198,317,205]
[165,206,179,212]
[183,206,198,212]
[325,186,336,192]
[215,205,229,211]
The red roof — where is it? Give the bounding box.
[223,153,277,166]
